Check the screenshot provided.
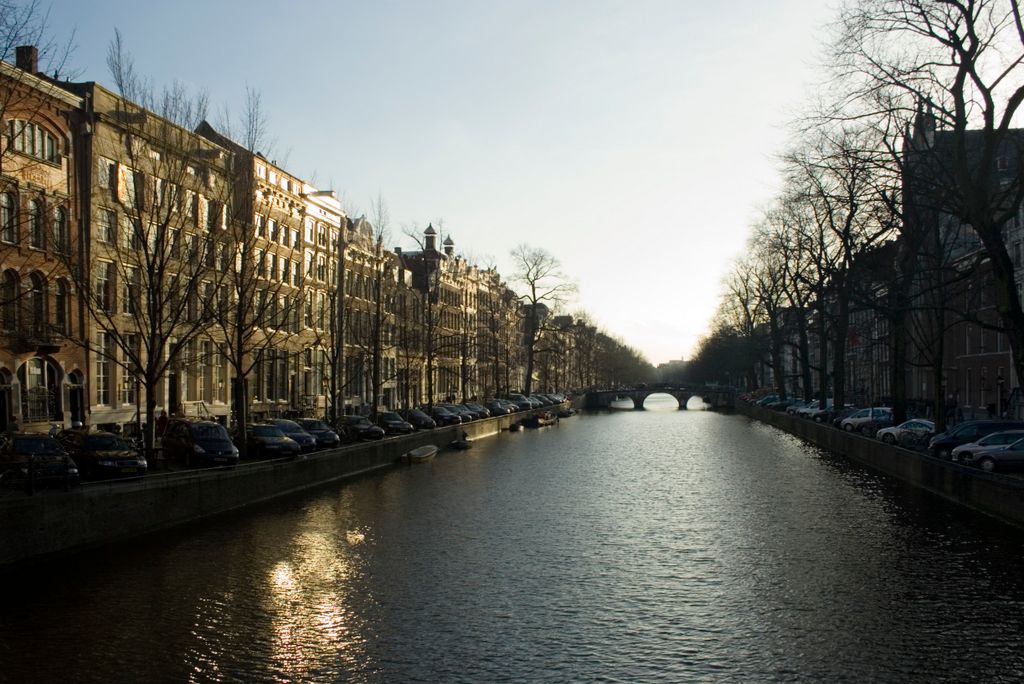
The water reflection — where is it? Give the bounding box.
[4,411,1024,681]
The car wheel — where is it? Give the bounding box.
[936,447,950,460]
[979,457,996,472]
[843,423,854,432]
[814,415,823,423]
[881,433,895,444]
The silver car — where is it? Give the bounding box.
[840,407,892,432]
[875,419,934,445]
[951,430,1024,465]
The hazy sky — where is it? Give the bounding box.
[48,0,833,365]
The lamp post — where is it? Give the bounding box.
[997,374,1005,418]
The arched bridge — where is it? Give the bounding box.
[583,386,735,411]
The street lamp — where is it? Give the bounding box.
[997,374,1005,417]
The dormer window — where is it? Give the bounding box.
[7,119,59,163]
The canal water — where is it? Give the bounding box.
[4,397,1024,682]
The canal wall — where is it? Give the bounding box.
[0,411,527,568]
[739,403,1024,528]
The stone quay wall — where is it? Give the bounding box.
[739,403,1024,528]
[0,411,530,568]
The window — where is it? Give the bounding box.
[292,229,299,248]
[54,279,69,334]
[268,218,277,242]
[1,270,17,329]
[96,333,111,405]
[304,219,313,243]
[317,223,326,246]
[122,267,138,314]
[256,164,266,179]
[317,256,326,281]
[292,260,300,286]
[28,273,45,333]
[28,199,43,248]
[255,214,265,237]
[53,206,68,253]
[7,119,59,163]
[0,192,15,243]
[95,261,114,312]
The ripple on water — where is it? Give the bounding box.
[3,410,1024,681]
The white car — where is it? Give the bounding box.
[875,419,934,445]
[840,407,892,432]
[950,430,1024,463]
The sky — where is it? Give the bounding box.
[45,0,834,366]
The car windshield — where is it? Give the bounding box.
[272,421,301,432]
[347,417,370,426]
[86,435,129,450]
[13,437,62,454]
[251,425,285,437]
[434,407,454,415]
[380,413,402,421]
[191,424,229,440]
[301,421,329,430]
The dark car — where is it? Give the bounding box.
[464,402,491,419]
[0,434,79,490]
[400,409,437,430]
[244,424,301,459]
[296,419,342,449]
[428,406,462,426]
[377,412,414,435]
[929,419,1024,460]
[57,429,147,479]
[267,419,318,452]
[162,418,239,468]
[484,399,512,416]
[337,415,386,441]
[440,404,476,422]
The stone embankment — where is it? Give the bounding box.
[0,409,548,568]
[739,403,1024,528]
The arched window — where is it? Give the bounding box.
[28,199,43,248]
[28,272,45,334]
[54,279,69,334]
[53,206,68,253]
[1,270,18,329]
[0,192,15,243]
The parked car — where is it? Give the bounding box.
[928,420,1024,460]
[506,394,534,411]
[162,418,239,468]
[440,404,477,422]
[464,402,491,419]
[296,419,342,449]
[57,429,147,479]
[951,429,1024,464]
[377,411,414,435]
[337,415,386,441]
[786,400,811,416]
[244,424,301,459]
[840,407,892,432]
[0,434,79,490]
[484,399,512,416]
[400,408,437,430]
[429,406,463,426]
[755,394,780,407]
[875,419,935,446]
[267,419,318,452]
[959,440,1024,472]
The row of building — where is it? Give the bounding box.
[0,46,607,434]
[752,108,1024,422]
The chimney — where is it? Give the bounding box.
[16,45,38,74]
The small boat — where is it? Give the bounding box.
[557,408,576,418]
[508,422,522,432]
[448,439,472,450]
[401,444,438,463]
[523,411,557,428]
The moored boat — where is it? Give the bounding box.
[401,444,438,463]
[523,411,557,428]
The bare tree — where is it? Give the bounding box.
[509,244,577,396]
[835,0,1024,396]
[55,33,234,455]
